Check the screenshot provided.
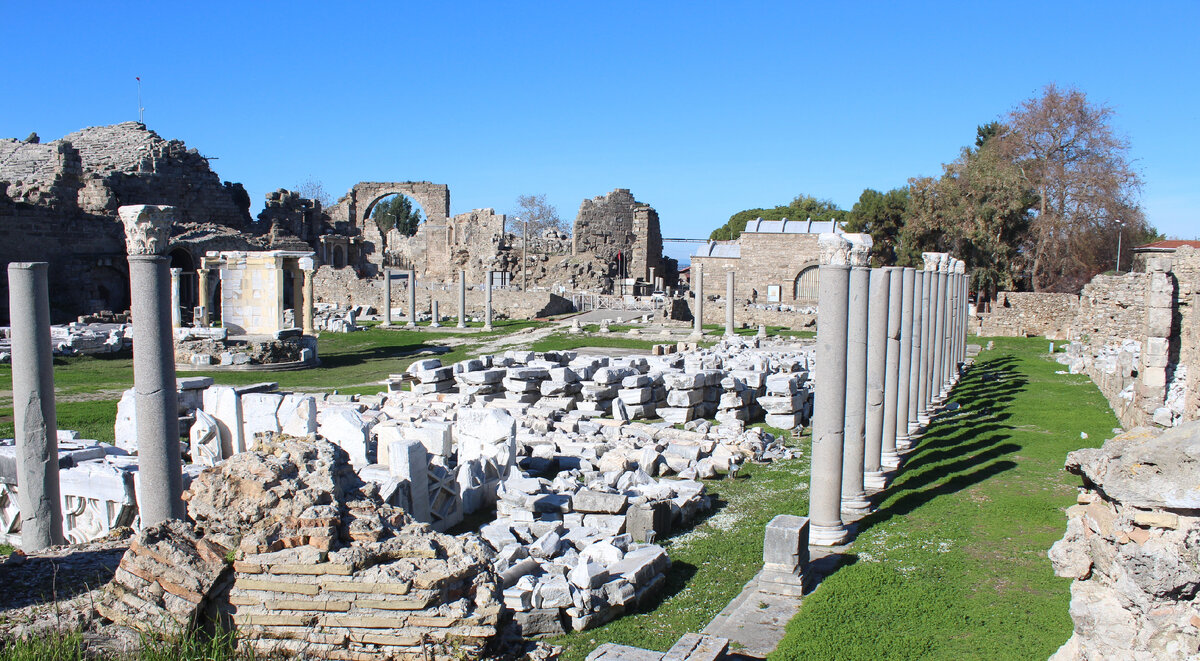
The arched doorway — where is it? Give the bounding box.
[794,264,819,302]
[169,248,197,310]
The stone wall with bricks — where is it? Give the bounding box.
[691,232,821,306]
[977,291,1080,338]
[572,189,663,285]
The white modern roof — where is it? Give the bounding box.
[742,217,844,234]
[693,242,741,258]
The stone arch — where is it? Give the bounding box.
[794,262,819,302]
[332,244,347,269]
[351,182,449,229]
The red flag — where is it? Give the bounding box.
[136,76,140,81]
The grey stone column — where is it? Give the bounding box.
[120,205,184,526]
[864,267,890,489]
[301,268,315,335]
[382,270,393,326]
[920,253,942,419]
[895,267,916,450]
[407,269,417,328]
[169,268,182,329]
[881,267,903,470]
[691,265,704,339]
[457,269,467,328]
[809,233,851,546]
[908,270,926,436]
[929,254,948,406]
[431,300,441,328]
[938,258,953,398]
[196,267,211,327]
[841,234,873,514]
[955,261,967,374]
[484,271,494,331]
[725,270,735,336]
[7,262,65,551]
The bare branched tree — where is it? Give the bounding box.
[295,177,333,208]
[512,194,568,236]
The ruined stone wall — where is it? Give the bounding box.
[572,189,663,285]
[1069,273,1149,346]
[976,292,1080,338]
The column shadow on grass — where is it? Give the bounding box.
[317,342,451,369]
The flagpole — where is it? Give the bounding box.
[136,77,143,123]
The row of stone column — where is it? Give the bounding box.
[688,265,739,339]
[809,233,969,546]
[381,270,496,331]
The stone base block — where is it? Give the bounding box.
[808,522,849,547]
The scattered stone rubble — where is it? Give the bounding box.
[0,321,131,363]
[1049,421,1200,660]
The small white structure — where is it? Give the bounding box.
[200,251,316,335]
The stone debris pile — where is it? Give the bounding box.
[1048,421,1200,661]
[313,302,363,333]
[0,321,131,363]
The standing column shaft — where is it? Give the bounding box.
[908,271,926,435]
[930,260,947,405]
[290,269,304,326]
[169,268,182,329]
[938,262,952,395]
[383,271,393,325]
[881,267,903,469]
[809,234,851,546]
[8,262,64,550]
[864,268,889,488]
[484,272,494,330]
[457,269,467,328]
[121,205,184,527]
[692,266,704,337]
[407,269,417,327]
[197,268,211,327]
[841,235,872,513]
[431,300,441,327]
[895,267,916,448]
[919,255,938,419]
[301,269,315,335]
[725,270,735,336]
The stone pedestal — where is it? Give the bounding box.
[881,267,903,470]
[725,271,736,336]
[7,262,65,551]
[895,267,916,449]
[407,269,417,328]
[120,205,185,527]
[841,235,872,513]
[383,270,393,326]
[169,268,182,329]
[457,269,467,329]
[484,272,494,331]
[864,267,890,489]
[809,233,850,546]
[690,265,704,339]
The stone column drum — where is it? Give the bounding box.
[809,233,852,546]
[908,270,926,436]
[407,269,417,328]
[864,267,890,489]
[383,270,393,326]
[691,265,704,339]
[895,267,916,450]
[484,272,494,331]
[120,205,185,526]
[7,262,65,551]
[457,269,467,329]
[725,270,736,336]
[841,234,873,514]
[880,267,903,470]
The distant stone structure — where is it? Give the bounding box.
[572,188,666,290]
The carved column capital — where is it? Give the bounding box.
[119,205,176,256]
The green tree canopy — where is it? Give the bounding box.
[845,187,910,266]
[711,194,845,241]
[372,194,423,237]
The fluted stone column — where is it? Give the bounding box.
[431,300,441,328]
[725,270,735,336]
[864,267,890,490]
[810,233,851,546]
[120,205,184,526]
[170,268,182,328]
[841,234,873,514]
[908,270,926,436]
[457,269,467,328]
[406,270,417,328]
[382,270,393,326]
[484,271,494,331]
[301,268,315,335]
[691,265,704,339]
[895,267,916,450]
[7,262,65,551]
[196,267,211,327]
[881,267,903,470]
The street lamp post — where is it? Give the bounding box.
[1116,220,1125,274]
[519,216,527,292]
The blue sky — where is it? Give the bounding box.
[3,2,1196,265]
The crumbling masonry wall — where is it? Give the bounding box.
[572,189,663,286]
[976,291,1080,338]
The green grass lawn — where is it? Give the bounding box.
[771,336,1114,660]
[530,334,666,353]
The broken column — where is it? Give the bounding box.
[895,267,916,450]
[864,266,890,490]
[725,270,736,336]
[301,264,315,335]
[841,234,872,514]
[484,271,494,331]
[382,270,393,325]
[809,233,850,546]
[197,266,211,327]
[407,269,417,328]
[907,269,926,438]
[881,266,903,470]
[691,264,704,339]
[458,269,467,329]
[7,262,65,551]
[170,268,182,328]
[120,204,184,526]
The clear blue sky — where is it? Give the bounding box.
[3,2,1196,265]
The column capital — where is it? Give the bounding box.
[170,267,183,276]
[845,233,874,267]
[921,251,947,272]
[119,205,176,256]
[818,233,853,266]
[953,259,965,274]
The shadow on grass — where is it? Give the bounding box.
[317,342,450,370]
